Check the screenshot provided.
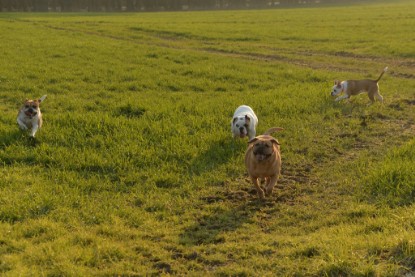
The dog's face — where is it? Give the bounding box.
[21,99,41,117]
[249,135,279,161]
[331,81,343,96]
[232,115,251,138]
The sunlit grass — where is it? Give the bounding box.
[0,1,414,275]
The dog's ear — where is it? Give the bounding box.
[245,115,251,124]
[232,117,238,124]
[336,81,342,88]
[271,138,280,145]
[248,138,258,144]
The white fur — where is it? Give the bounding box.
[333,81,349,101]
[17,95,47,137]
[330,67,388,103]
[231,105,258,140]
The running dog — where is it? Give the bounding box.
[17,95,47,137]
[245,127,283,199]
[331,67,388,103]
[231,105,258,140]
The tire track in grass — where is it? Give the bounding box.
[17,18,415,80]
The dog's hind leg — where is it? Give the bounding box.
[368,91,376,104]
[251,177,265,199]
[375,91,384,102]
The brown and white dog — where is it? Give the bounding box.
[17,95,47,137]
[245,127,283,199]
[331,67,388,103]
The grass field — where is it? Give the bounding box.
[1,0,415,275]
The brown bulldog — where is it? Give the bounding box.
[245,127,283,199]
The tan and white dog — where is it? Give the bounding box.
[231,105,258,140]
[17,95,47,137]
[245,127,283,199]
[331,67,388,103]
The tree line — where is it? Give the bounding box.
[0,0,358,12]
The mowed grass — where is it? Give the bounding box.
[1,0,415,275]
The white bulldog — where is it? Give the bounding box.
[231,105,258,140]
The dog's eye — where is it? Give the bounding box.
[25,105,30,108]
[236,124,239,127]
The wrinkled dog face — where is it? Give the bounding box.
[251,137,279,161]
[232,115,250,138]
[22,100,40,117]
[331,81,343,96]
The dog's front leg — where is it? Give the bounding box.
[17,118,28,130]
[30,124,39,137]
[265,175,278,196]
[251,176,265,199]
[335,94,349,102]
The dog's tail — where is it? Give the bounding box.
[263,127,283,136]
[375,67,388,82]
[39,95,47,103]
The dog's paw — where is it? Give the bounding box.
[257,189,265,199]
[265,189,273,197]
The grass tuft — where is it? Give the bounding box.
[362,139,415,207]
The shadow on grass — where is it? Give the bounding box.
[1,128,40,146]
[179,188,275,246]
[189,137,246,175]
[0,129,41,165]
[179,200,258,246]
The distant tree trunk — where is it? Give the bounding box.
[60,0,70,11]
[88,0,101,12]
[136,0,144,11]
[125,0,133,11]
[33,0,48,11]
[48,0,57,11]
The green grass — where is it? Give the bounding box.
[1,0,415,275]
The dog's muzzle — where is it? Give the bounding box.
[25,109,37,117]
[253,150,272,161]
[331,89,342,96]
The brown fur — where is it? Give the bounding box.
[17,95,46,137]
[333,67,387,103]
[245,127,283,199]
[345,79,382,102]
